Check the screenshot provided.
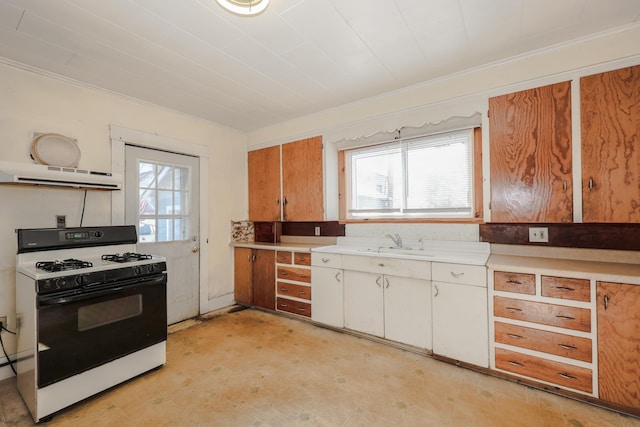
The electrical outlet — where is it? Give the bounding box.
[529,227,549,243]
[314,226,321,236]
[56,215,66,228]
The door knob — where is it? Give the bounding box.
[192,246,199,253]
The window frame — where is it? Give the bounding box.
[340,127,483,222]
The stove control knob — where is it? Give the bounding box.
[57,279,66,289]
[75,275,86,286]
[146,264,154,273]
[134,266,143,276]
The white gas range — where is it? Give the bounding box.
[15,226,167,423]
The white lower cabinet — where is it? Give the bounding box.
[431,262,488,367]
[310,266,344,327]
[343,269,432,350]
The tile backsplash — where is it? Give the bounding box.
[231,220,254,242]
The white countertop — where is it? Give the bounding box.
[311,238,490,265]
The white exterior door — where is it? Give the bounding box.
[125,145,200,325]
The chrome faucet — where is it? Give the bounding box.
[386,233,403,248]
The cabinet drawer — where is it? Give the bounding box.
[311,252,343,268]
[541,276,590,302]
[277,266,311,283]
[277,297,311,318]
[494,321,592,362]
[342,255,431,279]
[294,252,311,266]
[494,296,591,332]
[432,263,486,287]
[277,282,311,300]
[495,348,592,393]
[494,271,535,295]
[276,251,292,264]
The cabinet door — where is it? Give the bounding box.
[311,267,344,327]
[248,145,281,221]
[343,270,384,337]
[281,136,324,221]
[384,275,431,349]
[597,281,640,408]
[234,247,253,305]
[581,65,640,222]
[253,249,275,310]
[489,82,572,222]
[433,281,488,367]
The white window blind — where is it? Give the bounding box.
[346,129,474,219]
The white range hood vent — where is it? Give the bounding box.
[0,161,122,190]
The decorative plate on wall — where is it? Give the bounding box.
[31,133,81,168]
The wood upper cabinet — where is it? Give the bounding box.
[489,81,573,222]
[581,65,640,222]
[248,136,323,221]
[248,145,281,221]
[282,136,324,221]
[597,281,640,409]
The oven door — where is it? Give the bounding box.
[37,274,167,388]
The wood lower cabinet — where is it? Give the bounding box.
[489,81,573,223]
[581,65,640,223]
[233,248,275,310]
[490,268,595,395]
[276,250,312,318]
[597,281,640,409]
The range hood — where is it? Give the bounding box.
[0,161,122,190]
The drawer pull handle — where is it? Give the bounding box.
[556,286,575,291]
[558,344,577,350]
[376,276,382,287]
[508,360,524,367]
[297,308,306,312]
[507,333,524,339]
[556,315,575,320]
[507,280,522,285]
[280,287,288,291]
[280,304,288,308]
[506,307,523,312]
[322,258,329,263]
[378,263,384,267]
[558,373,577,380]
[298,291,306,295]
[281,271,288,276]
[450,272,464,278]
[335,272,341,282]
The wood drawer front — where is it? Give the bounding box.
[495,348,592,393]
[277,282,311,300]
[432,263,486,287]
[277,297,311,318]
[494,296,591,332]
[342,255,431,279]
[494,322,592,362]
[541,276,590,302]
[494,271,535,295]
[294,252,311,266]
[277,266,311,283]
[311,252,343,268]
[276,251,292,264]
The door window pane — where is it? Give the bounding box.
[137,160,190,243]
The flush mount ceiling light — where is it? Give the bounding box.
[215,0,269,16]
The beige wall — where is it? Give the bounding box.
[0,62,247,377]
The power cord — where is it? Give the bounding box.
[0,320,17,375]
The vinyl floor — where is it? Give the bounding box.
[1,308,639,426]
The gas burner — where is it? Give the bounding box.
[102,252,153,263]
[36,259,93,272]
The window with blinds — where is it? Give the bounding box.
[346,129,474,219]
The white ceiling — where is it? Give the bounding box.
[1,0,639,132]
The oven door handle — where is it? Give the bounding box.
[38,275,166,307]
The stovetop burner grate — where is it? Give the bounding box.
[36,259,94,272]
[101,252,153,263]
